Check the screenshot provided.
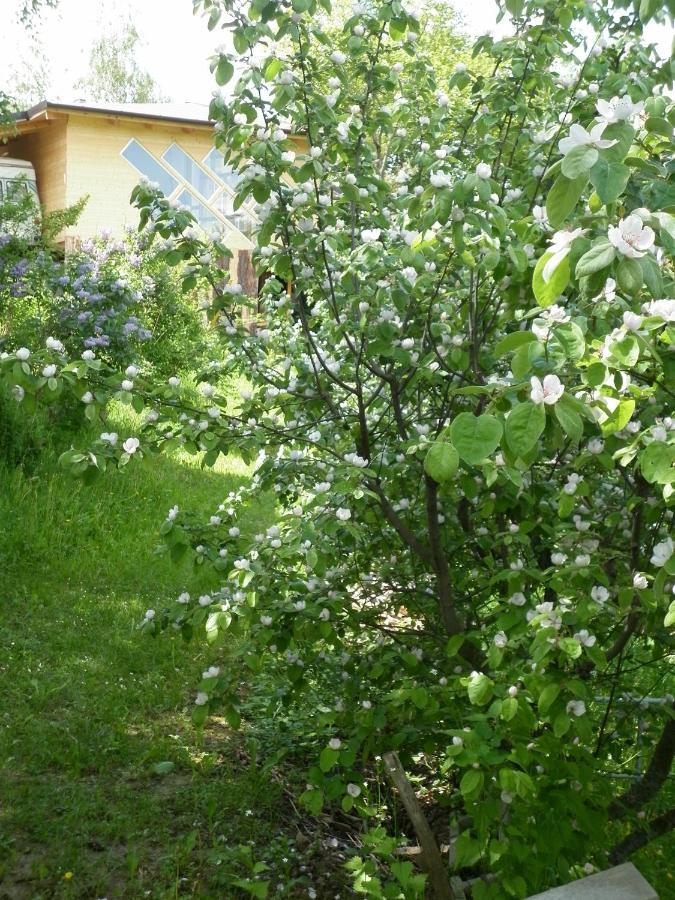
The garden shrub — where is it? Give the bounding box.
[2,0,675,895]
[0,196,211,377]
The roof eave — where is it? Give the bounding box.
[15,101,213,128]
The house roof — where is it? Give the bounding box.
[16,100,214,128]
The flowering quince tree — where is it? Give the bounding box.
[2,0,675,894]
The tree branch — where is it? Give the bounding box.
[609,708,675,817]
[608,806,675,865]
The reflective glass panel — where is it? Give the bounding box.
[121,140,179,196]
[163,144,218,199]
[176,189,224,236]
[203,148,242,192]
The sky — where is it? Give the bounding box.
[0,0,671,107]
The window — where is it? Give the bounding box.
[163,144,218,200]
[119,139,260,244]
[121,139,179,196]
[203,148,242,192]
[213,192,258,236]
[176,189,225,237]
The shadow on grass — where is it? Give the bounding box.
[0,421,289,898]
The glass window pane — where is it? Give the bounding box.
[163,144,218,199]
[176,189,224,237]
[121,139,179,197]
[213,192,258,236]
[203,148,242,192]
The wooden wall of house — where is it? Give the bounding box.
[4,118,67,217]
[62,113,223,244]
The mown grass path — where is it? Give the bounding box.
[0,408,292,898]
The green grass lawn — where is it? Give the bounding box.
[0,404,334,899]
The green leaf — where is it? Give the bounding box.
[446,634,465,657]
[552,321,586,361]
[533,253,570,307]
[216,57,235,86]
[411,686,428,709]
[555,401,583,443]
[460,769,484,798]
[641,254,663,297]
[153,761,176,776]
[600,122,635,164]
[538,684,560,715]
[616,257,643,295]
[640,442,675,484]
[665,600,675,629]
[553,712,571,737]
[319,747,339,771]
[611,334,640,367]
[508,246,528,272]
[546,173,588,229]
[639,0,660,21]
[589,158,630,204]
[600,399,635,436]
[645,117,673,139]
[495,331,538,357]
[575,241,616,278]
[467,672,493,705]
[511,341,544,378]
[655,211,675,242]
[501,697,518,721]
[561,145,598,179]
[299,788,324,816]
[424,441,459,483]
[505,401,546,457]
[450,413,503,464]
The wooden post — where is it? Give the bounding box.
[383,751,455,900]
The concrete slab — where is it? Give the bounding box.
[526,863,658,900]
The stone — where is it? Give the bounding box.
[526,863,658,900]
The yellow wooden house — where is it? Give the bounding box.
[2,100,264,292]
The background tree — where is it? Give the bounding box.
[73,21,168,104]
[5,32,52,108]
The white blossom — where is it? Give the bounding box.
[558,122,617,155]
[123,437,140,454]
[430,171,451,188]
[633,572,648,589]
[530,374,564,405]
[644,299,675,322]
[596,95,644,125]
[608,215,655,258]
[623,311,643,332]
[574,629,596,647]
[651,538,673,568]
[588,587,609,609]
